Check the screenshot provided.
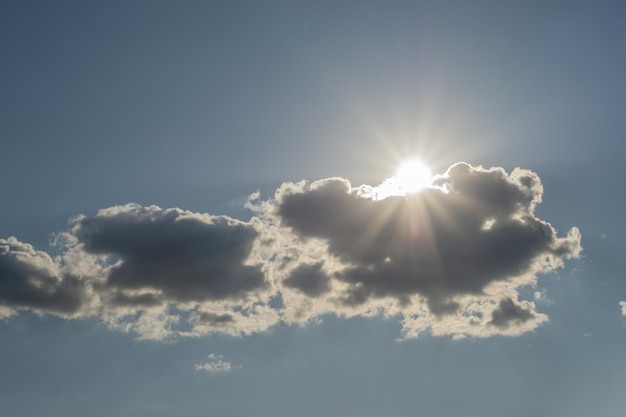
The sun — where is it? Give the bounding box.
[394,159,432,193]
[367,158,433,200]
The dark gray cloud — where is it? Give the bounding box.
[276,163,581,316]
[490,298,535,329]
[107,291,161,308]
[197,312,235,326]
[72,204,268,303]
[0,237,85,317]
[283,262,331,297]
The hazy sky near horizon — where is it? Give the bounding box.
[2,1,626,416]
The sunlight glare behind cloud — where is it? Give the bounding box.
[366,158,433,200]
[395,159,432,193]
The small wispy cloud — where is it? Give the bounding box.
[194,353,233,373]
[620,301,626,316]
[533,289,554,305]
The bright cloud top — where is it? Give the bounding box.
[0,163,582,340]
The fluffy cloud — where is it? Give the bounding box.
[0,163,582,340]
[69,204,269,304]
[268,162,581,337]
[620,301,626,316]
[490,298,536,328]
[0,237,86,318]
[57,204,279,339]
[276,164,579,302]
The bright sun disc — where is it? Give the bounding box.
[395,159,432,193]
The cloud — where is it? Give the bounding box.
[275,164,579,301]
[56,204,279,339]
[71,204,268,303]
[283,262,331,297]
[620,301,626,316]
[194,353,233,373]
[268,162,581,337]
[0,163,582,340]
[0,237,86,318]
[490,298,536,328]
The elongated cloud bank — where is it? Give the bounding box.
[0,163,581,340]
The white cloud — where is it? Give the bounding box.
[533,289,554,305]
[620,301,626,316]
[194,353,233,373]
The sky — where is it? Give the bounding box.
[1,1,626,416]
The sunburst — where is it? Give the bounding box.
[394,159,432,194]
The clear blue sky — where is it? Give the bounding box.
[1,1,625,416]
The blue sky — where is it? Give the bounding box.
[1,1,626,416]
